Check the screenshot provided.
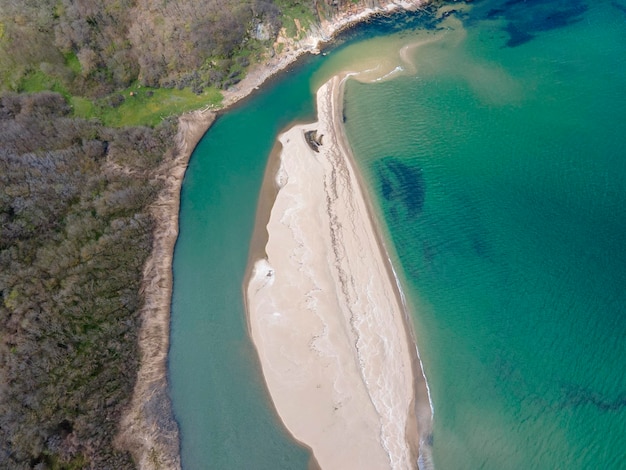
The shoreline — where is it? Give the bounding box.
[332,73,434,466]
[115,110,215,469]
[119,0,429,468]
[244,75,432,468]
[221,0,428,110]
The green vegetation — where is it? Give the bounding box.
[96,87,222,128]
[16,67,223,127]
[0,0,299,127]
[63,52,82,76]
[73,85,223,128]
[17,71,70,96]
[0,92,176,468]
[274,0,318,38]
[0,0,349,127]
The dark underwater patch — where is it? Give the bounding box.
[504,22,535,47]
[464,0,589,48]
[331,0,472,49]
[374,157,425,220]
[562,386,626,412]
[612,1,626,16]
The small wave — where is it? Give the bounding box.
[341,65,382,85]
[389,263,435,420]
[418,450,436,470]
[374,65,405,82]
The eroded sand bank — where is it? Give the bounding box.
[245,75,432,469]
[115,110,216,469]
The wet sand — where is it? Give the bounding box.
[245,75,432,469]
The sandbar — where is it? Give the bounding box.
[245,75,432,469]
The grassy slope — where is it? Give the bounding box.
[18,70,223,128]
[72,86,222,128]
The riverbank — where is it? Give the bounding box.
[245,75,432,468]
[115,110,215,469]
[119,1,428,468]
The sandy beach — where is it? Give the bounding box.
[245,75,431,469]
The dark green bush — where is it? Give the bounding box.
[0,92,175,469]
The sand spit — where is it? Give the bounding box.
[118,1,429,467]
[246,75,429,469]
[115,110,215,470]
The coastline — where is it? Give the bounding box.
[244,75,432,468]
[221,0,428,109]
[119,0,428,468]
[331,74,434,467]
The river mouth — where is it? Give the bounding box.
[168,0,626,468]
[168,8,447,468]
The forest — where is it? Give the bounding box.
[0,0,337,127]
[0,91,176,468]
[0,0,285,94]
[0,0,366,467]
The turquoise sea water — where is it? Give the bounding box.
[343,1,626,468]
[170,1,626,468]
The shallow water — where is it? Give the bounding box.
[168,60,318,469]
